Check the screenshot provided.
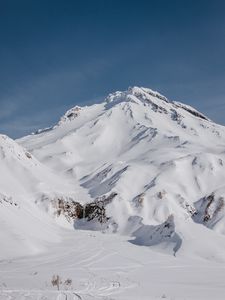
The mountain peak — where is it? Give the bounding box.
[33,86,210,137]
[105,86,210,122]
[105,86,169,105]
[129,86,169,102]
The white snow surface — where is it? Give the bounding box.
[1,86,225,299]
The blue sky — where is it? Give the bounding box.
[1,0,225,138]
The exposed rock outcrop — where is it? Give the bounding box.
[52,192,118,223]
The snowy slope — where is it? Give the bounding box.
[0,134,90,259]
[2,229,225,300]
[18,86,225,259]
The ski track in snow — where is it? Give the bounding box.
[1,230,225,299]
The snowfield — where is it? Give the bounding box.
[1,86,225,299]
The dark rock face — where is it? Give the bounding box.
[54,198,83,220]
[59,106,81,124]
[181,106,208,121]
[174,101,210,121]
[203,194,215,222]
[52,192,117,223]
[202,194,224,222]
[193,193,225,226]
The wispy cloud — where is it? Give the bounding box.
[0,100,20,120]
[0,57,113,138]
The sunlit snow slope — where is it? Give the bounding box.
[18,86,225,259]
[0,134,90,258]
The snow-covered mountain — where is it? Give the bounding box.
[2,86,225,299]
[18,86,225,257]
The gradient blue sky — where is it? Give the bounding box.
[1,0,225,138]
